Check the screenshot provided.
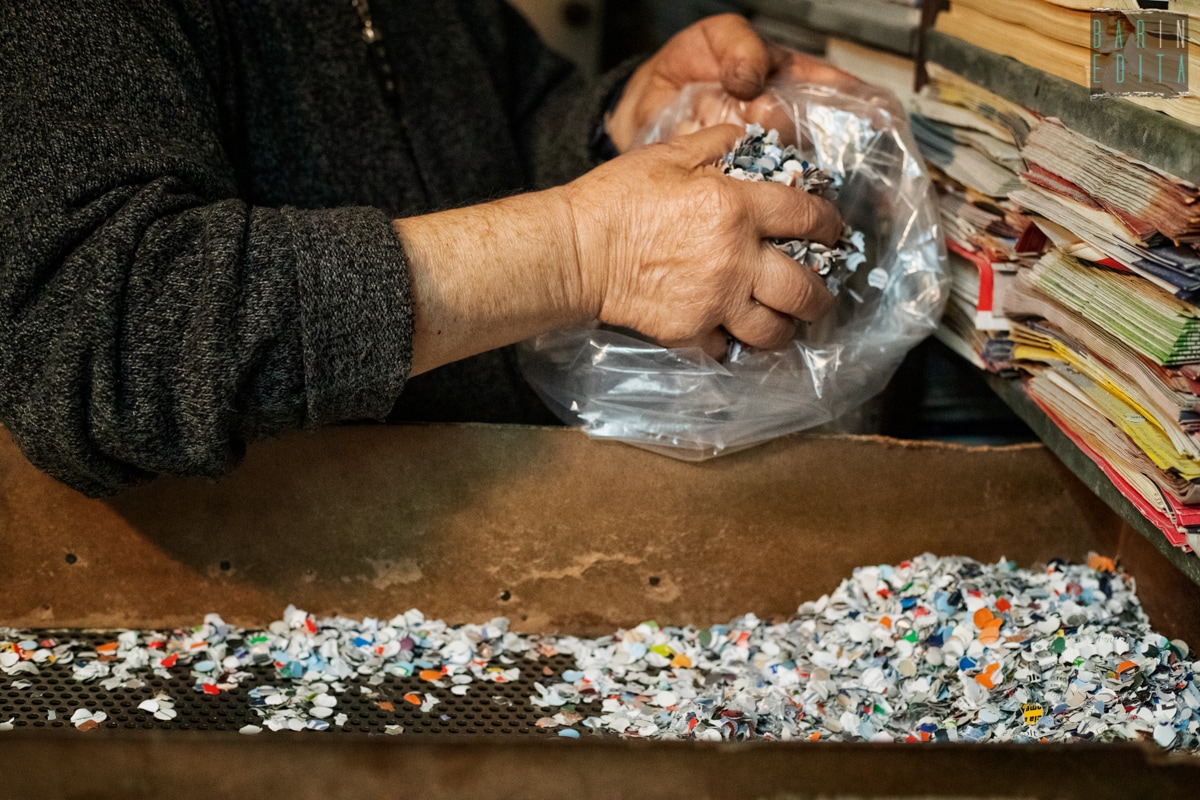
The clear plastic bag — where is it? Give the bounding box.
[518,81,949,459]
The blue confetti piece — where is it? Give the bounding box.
[558,728,580,738]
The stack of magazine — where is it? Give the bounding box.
[911,64,1200,553]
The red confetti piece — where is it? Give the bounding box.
[160,653,178,668]
[996,598,1011,612]
[202,684,220,695]
[305,618,317,634]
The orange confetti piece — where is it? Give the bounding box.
[973,608,995,628]
[96,642,119,653]
[975,663,999,690]
[670,654,692,669]
[879,616,892,630]
[419,669,442,682]
[1088,553,1116,573]
[403,692,421,705]
[377,701,395,712]
[809,732,821,741]
[979,627,1000,645]
[1116,660,1138,674]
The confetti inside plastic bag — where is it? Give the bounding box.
[519,81,947,459]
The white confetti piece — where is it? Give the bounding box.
[723,125,867,296]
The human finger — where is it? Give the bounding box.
[664,123,746,167]
[780,51,867,93]
[751,245,835,322]
[765,40,793,76]
[724,298,800,350]
[737,181,843,246]
[701,14,773,100]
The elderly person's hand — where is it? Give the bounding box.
[565,124,839,358]
[398,124,840,371]
[604,14,865,152]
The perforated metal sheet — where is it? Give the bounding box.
[1,632,591,736]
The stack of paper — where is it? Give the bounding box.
[910,65,1200,553]
[1013,119,1200,302]
[912,65,1047,370]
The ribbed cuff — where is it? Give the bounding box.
[284,205,414,426]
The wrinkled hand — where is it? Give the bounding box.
[606,14,866,153]
[564,125,841,359]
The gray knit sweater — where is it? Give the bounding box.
[0,0,626,495]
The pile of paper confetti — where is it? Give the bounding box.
[1,554,1198,750]
[723,124,868,298]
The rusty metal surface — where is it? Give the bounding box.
[1,424,1134,633]
[4,424,1200,797]
[1,732,1198,799]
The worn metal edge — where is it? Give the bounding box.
[743,0,921,56]
[926,31,1200,184]
[0,731,1198,800]
[984,372,1200,588]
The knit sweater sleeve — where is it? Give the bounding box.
[0,2,414,496]
[458,0,640,189]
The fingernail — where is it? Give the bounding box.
[731,62,763,89]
